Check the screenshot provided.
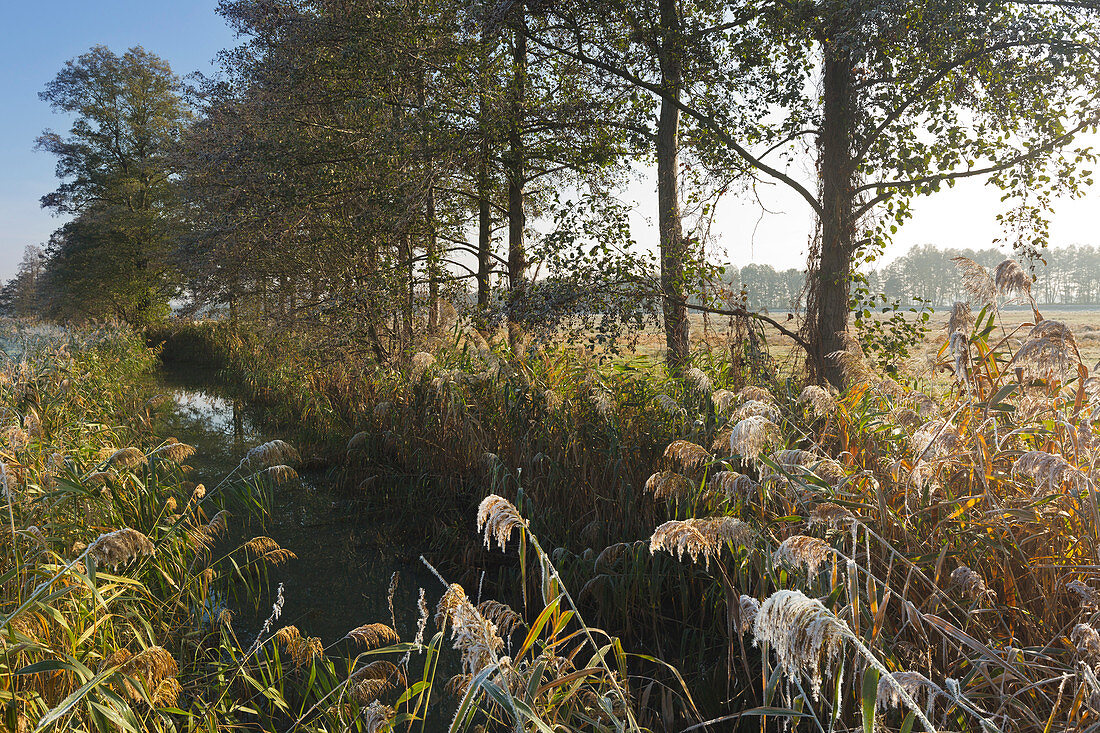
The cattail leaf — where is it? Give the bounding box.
[862,667,880,733]
[900,710,917,733]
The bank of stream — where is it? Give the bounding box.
[148,364,440,648]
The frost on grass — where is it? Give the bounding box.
[649,517,752,568]
[752,589,848,698]
[476,494,528,551]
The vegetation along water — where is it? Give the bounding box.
[7,0,1100,730]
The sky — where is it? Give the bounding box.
[0,0,236,280]
[1,2,1098,281]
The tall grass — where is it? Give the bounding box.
[1,321,643,732]
[150,259,1100,730]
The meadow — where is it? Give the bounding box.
[5,271,1100,732]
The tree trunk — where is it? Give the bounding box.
[657,0,689,372]
[506,3,527,349]
[477,29,493,323]
[426,182,440,333]
[401,233,414,344]
[809,40,856,388]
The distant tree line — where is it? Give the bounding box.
[707,243,1100,313]
[6,0,1100,387]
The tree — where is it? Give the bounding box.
[36,45,189,325]
[536,0,1100,386]
[0,246,47,317]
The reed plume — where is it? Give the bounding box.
[476,494,528,551]
[736,386,772,404]
[663,440,712,475]
[711,388,736,415]
[257,464,298,484]
[652,394,681,414]
[729,416,781,459]
[738,595,760,633]
[752,590,847,697]
[798,385,835,417]
[360,700,396,732]
[347,431,369,451]
[808,502,856,529]
[773,535,831,575]
[950,565,991,601]
[239,440,300,472]
[1012,450,1087,494]
[107,447,146,470]
[148,442,196,463]
[685,367,712,395]
[435,583,505,676]
[346,623,400,649]
[951,256,995,306]
[945,301,974,335]
[245,536,296,565]
[876,671,944,713]
[993,259,1034,303]
[476,600,523,637]
[649,517,753,568]
[409,351,436,381]
[707,470,759,499]
[348,660,406,703]
[87,528,155,569]
[644,471,695,501]
[1072,623,1100,663]
[1011,320,1083,380]
[275,625,323,667]
[732,399,780,423]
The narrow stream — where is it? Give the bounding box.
[150,366,438,647]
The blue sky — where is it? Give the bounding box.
[1,2,1097,283]
[0,0,236,279]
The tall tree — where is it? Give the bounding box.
[36,45,189,325]
[537,0,1100,386]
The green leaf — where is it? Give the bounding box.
[862,667,880,733]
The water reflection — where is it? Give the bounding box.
[153,367,436,648]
